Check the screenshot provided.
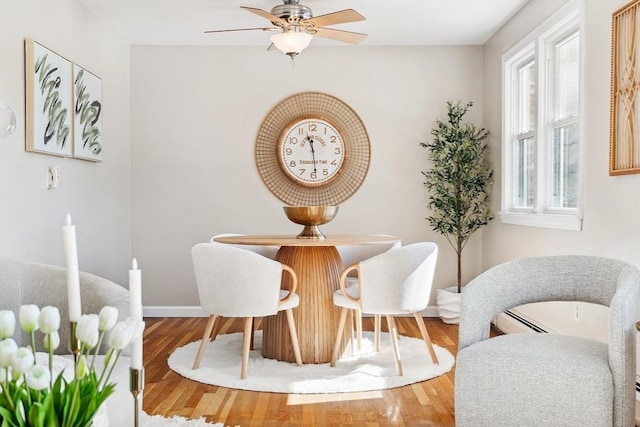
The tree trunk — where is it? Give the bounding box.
[456,243,462,293]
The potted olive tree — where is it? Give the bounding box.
[420,100,493,324]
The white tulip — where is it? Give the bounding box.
[108,321,134,350]
[26,365,50,391]
[98,306,118,332]
[127,317,145,342]
[44,331,60,352]
[0,339,17,368]
[0,310,16,339]
[38,306,60,334]
[19,305,40,333]
[76,314,100,349]
[11,347,34,375]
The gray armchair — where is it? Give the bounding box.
[455,255,640,427]
[0,256,130,354]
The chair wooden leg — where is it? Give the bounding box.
[285,309,303,366]
[348,309,355,355]
[210,315,223,342]
[241,317,253,379]
[250,317,256,350]
[193,314,217,370]
[355,309,362,351]
[413,312,439,365]
[373,314,381,352]
[386,315,403,376]
[330,307,349,367]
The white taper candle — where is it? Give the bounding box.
[63,214,81,322]
[129,258,143,369]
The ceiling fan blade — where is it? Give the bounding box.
[312,27,367,44]
[304,9,365,28]
[204,27,276,34]
[240,6,286,25]
[267,43,277,52]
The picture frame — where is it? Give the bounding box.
[73,63,103,161]
[610,0,640,175]
[25,39,73,157]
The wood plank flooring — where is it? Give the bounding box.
[143,316,462,426]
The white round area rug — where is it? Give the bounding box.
[168,331,455,394]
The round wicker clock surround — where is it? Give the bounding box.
[255,92,370,206]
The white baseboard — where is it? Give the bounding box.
[142,305,440,318]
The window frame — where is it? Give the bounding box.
[500,1,583,231]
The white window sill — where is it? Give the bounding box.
[499,211,583,231]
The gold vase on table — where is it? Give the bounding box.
[283,206,339,239]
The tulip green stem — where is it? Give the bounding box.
[30,330,36,360]
[23,374,32,406]
[2,369,15,412]
[48,338,53,389]
[99,349,121,390]
[91,331,105,371]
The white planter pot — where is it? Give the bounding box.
[436,286,461,324]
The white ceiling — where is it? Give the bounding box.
[78,0,528,47]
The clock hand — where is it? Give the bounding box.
[307,134,317,173]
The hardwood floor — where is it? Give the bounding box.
[143,316,461,426]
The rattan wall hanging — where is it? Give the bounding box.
[610,0,640,175]
[255,92,371,205]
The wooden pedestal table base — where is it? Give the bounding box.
[262,246,349,364]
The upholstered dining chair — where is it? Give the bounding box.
[191,242,303,379]
[455,255,640,427]
[209,234,280,347]
[336,236,401,350]
[330,242,439,375]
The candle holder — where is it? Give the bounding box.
[68,321,82,363]
[130,367,145,427]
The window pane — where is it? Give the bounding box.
[554,32,579,120]
[513,136,535,208]
[550,122,579,208]
[518,60,536,133]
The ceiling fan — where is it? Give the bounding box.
[204,0,367,59]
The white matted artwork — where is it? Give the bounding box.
[73,64,102,161]
[25,39,73,157]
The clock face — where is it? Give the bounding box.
[278,117,345,187]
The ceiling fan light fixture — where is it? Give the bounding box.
[270,31,312,58]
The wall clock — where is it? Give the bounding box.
[255,92,370,206]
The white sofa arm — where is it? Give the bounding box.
[0,256,130,354]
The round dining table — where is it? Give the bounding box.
[213,234,400,364]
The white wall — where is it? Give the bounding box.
[130,45,484,307]
[483,0,640,334]
[0,1,132,285]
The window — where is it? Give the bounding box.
[501,2,582,231]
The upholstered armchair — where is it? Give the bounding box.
[455,255,640,427]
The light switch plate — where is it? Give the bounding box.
[47,166,59,189]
